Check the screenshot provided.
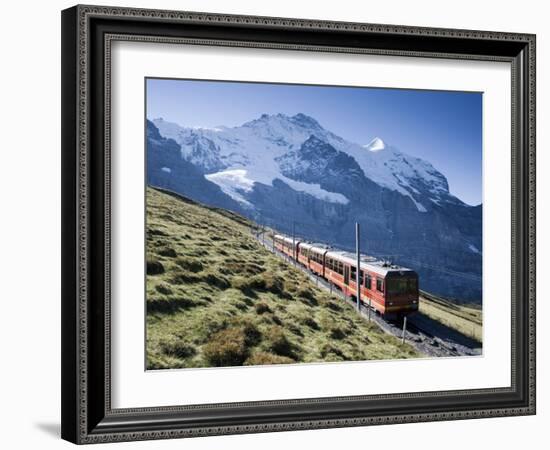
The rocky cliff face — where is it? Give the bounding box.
[148,114,482,302]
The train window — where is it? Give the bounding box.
[365,274,371,289]
[408,278,418,291]
[360,270,364,285]
[387,279,408,294]
[351,266,356,280]
[376,278,384,292]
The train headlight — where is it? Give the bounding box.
[412,300,417,304]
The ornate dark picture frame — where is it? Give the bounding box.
[61,4,536,444]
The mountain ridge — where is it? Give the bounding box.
[152,113,458,211]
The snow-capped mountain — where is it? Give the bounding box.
[153,114,454,213]
[148,114,482,302]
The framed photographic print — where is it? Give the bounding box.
[61,4,536,444]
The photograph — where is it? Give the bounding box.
[145,78,483,370]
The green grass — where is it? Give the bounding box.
[146,187,420,369]
[419,290,482,343]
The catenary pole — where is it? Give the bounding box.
[292,221,296,266]
[356,222,361,311]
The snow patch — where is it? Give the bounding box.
[409,197,427,213]
[416,203,427,213]
[205,168,349,206]
[161,167,171,173]
[468,244,480,254]
[364,137,386,152]
[190,126,226,132]
[205,169,255,207]
[278,176,350,205]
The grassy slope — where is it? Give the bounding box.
[419,291,483,343]
[146,187,419,369]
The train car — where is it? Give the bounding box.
[275,234,418,318]
[273,234,285,253]
[273,234,299,260]
[297,242,330,277]
[296,242,310,267]
[324,250,418,318]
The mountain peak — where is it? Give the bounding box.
[243,113,285,127]
[244,113,323,132]
[290,113,322,129]
[364,137,386,152]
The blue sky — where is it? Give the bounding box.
[146,78,482,205]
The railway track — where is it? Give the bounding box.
[254,233,482,358]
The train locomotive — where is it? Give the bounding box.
[273,234,419,318]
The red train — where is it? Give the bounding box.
[273,234,419,318]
